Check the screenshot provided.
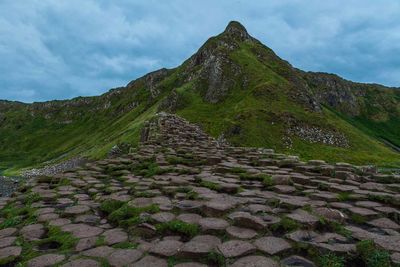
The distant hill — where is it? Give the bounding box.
[1,21,399,174]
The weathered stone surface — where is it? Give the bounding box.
[64,205,90,215]
[254,236,291,255]
[314,207,346,223]
[203,199,236,216]
[176,213,202,224]
[150,240,183,257]
[20,224,46,241]
[199,217,229,233]
[226,226,257,239]
[348,207,378,217]
[61,223,103,238]
[0,246,21,261]
[391,252,400,265]
[281,255,316,267]
[2,112,400,266]
[217,240,255,258]
[180,235,221,257]
[230,255,280,267]
[287,209,319,227]
[81,246,115,258]
[102,228,128,245]
[129,255,167,267]
[27,254,65,267]
[175,263,207,267]
[108,249,143,266]
[228,212,266,230]
[61,259,101,267]
[75,236,97,252]
[368,217,400,230]
[0,236,16,248]
[0,228,17,238]
[49,218,71,227]
[151,212,176,223]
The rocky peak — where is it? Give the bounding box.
[222,21,252,42]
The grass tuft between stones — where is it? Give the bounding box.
[155,220,199,239]
[356,240,391,267]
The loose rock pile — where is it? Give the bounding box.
[1,113,399,266]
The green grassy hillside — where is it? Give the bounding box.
[1,21,399,174]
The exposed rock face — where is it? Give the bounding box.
[303,72,361,116]
[179,21,260,104]
[286,123,349,148]
[302,71,400,119]
[127,68,170,98]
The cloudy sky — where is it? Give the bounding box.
[1,0,400,102]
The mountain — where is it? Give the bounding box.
[1,21,400,174]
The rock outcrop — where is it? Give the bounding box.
[1,113,399,266]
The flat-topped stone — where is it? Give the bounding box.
[176,213,202,224]
[0,228,17,238]
[198,217,229,233]
[254,236,291,255]
[61,259,101,267]
[20,224,46,241]
[287,209,319,227]
[27,254,65,267]
[226,226,257,239]
[61,223,103,238]
[230,255,280,267]
[0,246,22,262]
[102,228,128,245]
[129,255,167,267]
[368,217,400,230]
[217,240,256,258]
[150,240,183,257]
[108,249,143,266]
[81,246,115,258]
[64,205,90,215]
[180,235,221,257]
[228,211,266,230]
[281,255,316,267]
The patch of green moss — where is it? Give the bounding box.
[107,203,159,226]
[206,251,226,266]
[271,217,300,233]
[337,192,352,202]
[318,253,345,267]
[156,220,199,239]
[99,199,125,214]
[131,157,170,177]
[200,180,221,191]
[356,240,391,267]
[350,214,367,224]
[0,201,37,229]
[112,242,138,249]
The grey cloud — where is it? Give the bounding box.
[0,0,399,102]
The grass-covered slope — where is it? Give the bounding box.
[174,39,400,167]
[1,21,399,174]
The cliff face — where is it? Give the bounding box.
[302,71,400,118]
[1,21,399,173]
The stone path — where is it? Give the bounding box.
[0,113,399,266]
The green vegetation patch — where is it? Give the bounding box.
[200,180,221,191]
[0,196,39,229]
[156,220,199,239]
[318,253,345,267]
[101,201,159,227]
[271,217,300,233]
[356,240,391,267]
[131,157,170,177]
